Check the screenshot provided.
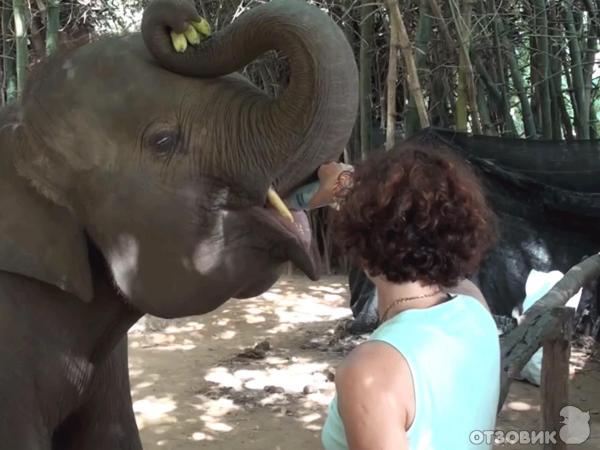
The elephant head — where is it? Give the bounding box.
[0,0,358,318]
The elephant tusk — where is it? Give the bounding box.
[267,187,294,223]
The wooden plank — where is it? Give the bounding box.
[541,307,574,450]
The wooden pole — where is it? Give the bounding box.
[541,307,574,450]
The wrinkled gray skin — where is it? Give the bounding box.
[0,0,358,447]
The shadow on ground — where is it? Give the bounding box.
[129,275,600,449]
[129,276,356,450]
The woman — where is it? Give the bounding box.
[314,142,500,450]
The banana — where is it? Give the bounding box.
[171,19,211,53]
[267,187,294,223]
[170,31,188,53]
[192,18,212,37]
[184,26,201,46]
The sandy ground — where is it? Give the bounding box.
[129,276,600,449]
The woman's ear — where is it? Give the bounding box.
[0,120,93,302]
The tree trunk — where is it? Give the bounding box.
[46,0,60,55]
[359,0,375,158]
[12,0,27,98]
[2,0,16,103]
[384,0,429,129]
[404,0,432,137]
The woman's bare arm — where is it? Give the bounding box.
[335,342,412,450]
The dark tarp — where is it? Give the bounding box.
[347,128,600,339]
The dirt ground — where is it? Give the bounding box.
[128,276,600,449]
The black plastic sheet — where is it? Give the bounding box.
[347,129,600,339]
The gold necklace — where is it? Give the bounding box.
[380,289,443,322]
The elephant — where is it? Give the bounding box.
[0,0,358,448]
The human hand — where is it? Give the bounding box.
[309,162,354,209]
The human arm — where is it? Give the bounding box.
[307,161,354,209]
[285,161,354,210]
[335,342,413,450]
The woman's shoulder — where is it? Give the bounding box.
[444,279,490,311]
[336,340,411,392]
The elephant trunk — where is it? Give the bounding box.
[142,0,358,195]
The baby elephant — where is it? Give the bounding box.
[0,0,358,448]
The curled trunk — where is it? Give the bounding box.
[142,0,358,194]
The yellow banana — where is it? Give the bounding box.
[184,25,201,45]
[170,31,188,53]
[192,18,212,37]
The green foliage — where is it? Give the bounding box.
[0,0,597,129]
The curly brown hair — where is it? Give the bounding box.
[334,143,496,287]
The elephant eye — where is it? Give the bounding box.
[148,130,180,158]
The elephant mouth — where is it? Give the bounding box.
[250,205,318,281]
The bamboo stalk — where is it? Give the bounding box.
[385,16,399,150]
[474,55,517,135]
[404,0,432,137]
[486,0,516,136]
[590,101,599,138]
[496,18,537,138]
[582,1,598,139]
[450,0,481,134]
[548,3,564,140]
[12,0,27,98]
[359,1,375,158]
[426,0,454,50]
[384,0,429,128]
[2,0,16,103]
[564,0,590,139]
[46,0,60,55]
[477,80,495,134]
[534,0,552,138]
[456,52,469,131]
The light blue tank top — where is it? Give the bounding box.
[322,295,500,450]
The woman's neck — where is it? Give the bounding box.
[373,277,447,321]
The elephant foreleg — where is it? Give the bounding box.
[54,337,142,450]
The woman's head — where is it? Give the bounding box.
[334,142,496,287]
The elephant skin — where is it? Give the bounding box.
[0,0,358,448]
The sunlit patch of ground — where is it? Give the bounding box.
[129,276,600,450]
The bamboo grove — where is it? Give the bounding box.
[1,0,598,143]
[0,0,598,273]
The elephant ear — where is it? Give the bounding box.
[0,120,93,302]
